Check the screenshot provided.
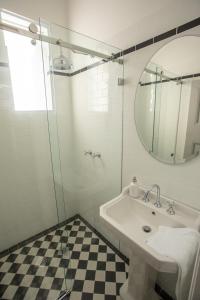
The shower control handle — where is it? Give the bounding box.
[92,152,101,158]
[84,150,93,156]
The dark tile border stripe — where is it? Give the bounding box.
[0,212,128,264]
[77,214,129,265]
[0,214,78,259]
[54,16,200,77]
[117,16,200,56]
[136,38,154,50]
[154,28,177,43]
[155,284,174,300]
[177,17,200,33]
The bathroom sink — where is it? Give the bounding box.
[100,186,200,300]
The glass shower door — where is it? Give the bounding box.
[41,20,124,254]
[0,10,71,300]
[39,19,73,296]
[39,19,125,296]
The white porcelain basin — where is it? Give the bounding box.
[100,186,200,300]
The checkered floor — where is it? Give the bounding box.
[0,217,129,299]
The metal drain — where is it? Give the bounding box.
[142,225,152,233]
[57,290,71,300]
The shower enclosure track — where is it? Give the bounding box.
[0,20,116,61]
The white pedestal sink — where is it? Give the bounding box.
[120,253,160,300]
[100,186,200,300]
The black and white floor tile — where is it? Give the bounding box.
[0,217,129,299]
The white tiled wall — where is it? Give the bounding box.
[68,61,123,245]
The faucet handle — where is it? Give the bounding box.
[143,191,150,202]
[92,152,101,158]
[84,150,93,156]
[167,201,175,215]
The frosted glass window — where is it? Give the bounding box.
[1,12,52,111]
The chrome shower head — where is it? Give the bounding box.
[53,40,73,71]
[53,54,73,71]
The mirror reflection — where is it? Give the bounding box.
[135,36,200,164]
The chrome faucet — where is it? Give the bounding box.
[143,184,162,208]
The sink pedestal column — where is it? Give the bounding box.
[120,253,160,300]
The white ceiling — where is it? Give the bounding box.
[1,0,200,49]
[67,0,200,48]
[67,0,171,43]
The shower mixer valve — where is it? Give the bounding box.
[84,150,101,158]
[84,150,93,156]
[92,152,101,158]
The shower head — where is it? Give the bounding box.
[53,54,73,71]
[53,41,73,71]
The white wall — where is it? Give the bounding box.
[69,60,123,247]
[66,0,200,210]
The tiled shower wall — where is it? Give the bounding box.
[68,61,123,244]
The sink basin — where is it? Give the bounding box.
[100,185,200,300]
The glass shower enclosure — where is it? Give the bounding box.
[0,9,124,297]
[41,20,124,245]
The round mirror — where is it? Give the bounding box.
[135,36,200,164]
